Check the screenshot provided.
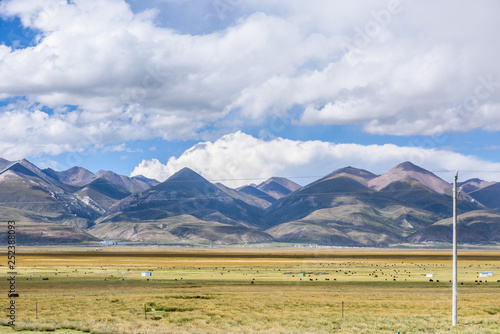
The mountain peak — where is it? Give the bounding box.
[0,159,56,184]
[257,177,301,191]
[238,185,277,204]
[369,162,450,194]
[1,161,39,179]
[96,170,117,177]
[256,177,301,199]
[57,166,95,186]
[166,167,207,183]
[0,157,12,169]
[308,166,377,187]
[17,158,41,171]
[459,178,496,193]
[461,178,481,183]
[394,161,430,173]
[332,166,377,179]
[131,174,160,187]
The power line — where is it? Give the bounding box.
[0,184,466,205]
[2,168,500,206]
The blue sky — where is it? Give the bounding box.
[1,0,500,187]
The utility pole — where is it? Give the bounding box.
[452,171,458,326]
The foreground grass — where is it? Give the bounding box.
[0,248,499,333]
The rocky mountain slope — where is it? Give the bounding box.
[264,164,440,246]
[2,158,499,246]
[90,168,274,244]
[256,177,301,199]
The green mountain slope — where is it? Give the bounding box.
[96,168,267,229]
[469,182,500,211]
[264,170,392,227]
[89,214,274,244]
[408,210,500,243]
[2,157,499,246]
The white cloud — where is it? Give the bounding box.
[131,132,500,187]
[0,101,201,160]
[234,1,500,134]
[100,143,141,153]
[1,0,500,159]
[131,158,173,181]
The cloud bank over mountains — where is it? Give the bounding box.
[131,132,500,187]
[1,0,500,160]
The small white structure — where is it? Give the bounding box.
[426,273,434,278]
[479,272,493,277]
[100,241,115,246]
[141,272,152,277]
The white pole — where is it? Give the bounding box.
[452,171,458,326]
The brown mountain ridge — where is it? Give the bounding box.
[1,159,499,246]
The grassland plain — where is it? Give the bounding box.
[0,247,499,334]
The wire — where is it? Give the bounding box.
[1,168,498,206]
[0,182,462,205]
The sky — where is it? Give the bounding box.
[1,0,500,187]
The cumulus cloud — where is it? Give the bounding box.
[226,1,500,135]
[1,0,500,159]
[0,100,202,160]
[131,132,500,187]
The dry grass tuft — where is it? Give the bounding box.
[0,248,499,333]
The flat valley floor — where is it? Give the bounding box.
[1,247,499,333]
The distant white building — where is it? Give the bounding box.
[141,272,152,277]
[479,272,493,277]
[426,273,434,278]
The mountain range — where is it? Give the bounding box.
[1,158,499,246]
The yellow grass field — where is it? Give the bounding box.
[1,247,499,333]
